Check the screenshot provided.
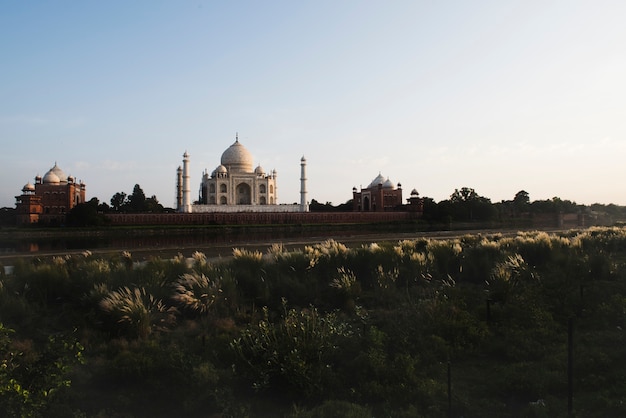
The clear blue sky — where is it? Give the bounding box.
[2,1,626,208]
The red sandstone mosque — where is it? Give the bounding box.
[15,163,86,225]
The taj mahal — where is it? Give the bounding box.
[175,135,309,213]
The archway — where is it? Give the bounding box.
[236,183,252,204]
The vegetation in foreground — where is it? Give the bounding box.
[2,227,626,417]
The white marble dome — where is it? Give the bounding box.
[22,182,35,192]
[382,178,395,189]
[43,170,60,184]
[43,163,68,184]
[50,163,68,182]
[220,138,253,173]
[368,173,386,189]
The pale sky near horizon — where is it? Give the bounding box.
[2,1,626,209]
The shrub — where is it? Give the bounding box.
[231,299,353,398]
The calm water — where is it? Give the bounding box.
[0,227,419,262]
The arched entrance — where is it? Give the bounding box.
[363,196,370,211]
[236,183,252,204]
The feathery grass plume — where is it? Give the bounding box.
[487,253,536,303]
[120,250,133,270]
[375,265,399,290]
[172,272,224,316]
[99,286,177,339]
[231,247,268,303]
[52,256,66,266]
[191,251,207,266]
[426,239,463,278]
[84,283,110,307]
[575,226,626,254]
[304,239,348,270]
[233,247,263,262]
[394,239,418,259]
[266,243,286,260]
[409,251,428,266]
[506,230,571,268]
[458,236,505,284]
[330,267,357,290]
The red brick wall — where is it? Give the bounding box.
[105,211,417,226]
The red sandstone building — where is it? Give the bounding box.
[352,173,423,214]
[352,173,405,212]
[15,163,86,225]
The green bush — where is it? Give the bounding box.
[231,299,354,399]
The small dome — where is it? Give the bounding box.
[22,182,35,192]
[254,165,265,175]
[42,170,60,184]
[220,136,254,173]
[368,173,386,189]
[216,164,228,173]
[411,188,419,196]
[382,178,395,189]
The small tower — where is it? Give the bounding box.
[176,166,183,211]
[182,151,192,213]
[300,156,309,212]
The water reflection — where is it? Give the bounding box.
[0,226,395,259]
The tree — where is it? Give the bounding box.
[145,195,164,213]
[128,184,147,213]
[0,207,16,227]
[420,197,440,221]
[450,187,478,203]
[513,190,530,207]
[446,187,497,222]
[66,198,109,226]
[110,192,127,212]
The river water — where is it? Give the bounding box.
[0,226,440,264]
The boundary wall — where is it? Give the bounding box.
[105,211,417,226]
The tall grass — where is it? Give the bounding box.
[99,286,177,339]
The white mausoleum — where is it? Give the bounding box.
[176,135,308,213]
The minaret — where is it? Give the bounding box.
[300,156,309,212]
[176,166,183,211]
[182,151,191,213]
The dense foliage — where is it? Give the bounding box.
[2,227,626,416]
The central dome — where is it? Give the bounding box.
[220,137,254,173]
[43,163,68,184]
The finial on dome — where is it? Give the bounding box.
[236,132,239,143]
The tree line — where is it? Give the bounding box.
[313,187,626,224]
[3,184,625,227]
[47,186,626,227]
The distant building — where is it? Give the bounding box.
[352,173,404,212]
[176,134,308,213]
[15,163,86,225]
